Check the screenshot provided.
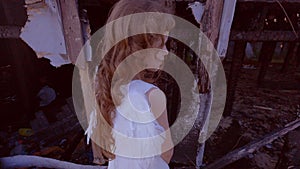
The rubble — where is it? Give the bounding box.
[0,97,95,167]
[204,62,300,169]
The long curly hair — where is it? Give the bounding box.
[95,0,175,159]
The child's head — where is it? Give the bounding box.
[100,0,175,74]
[95,0,175,158]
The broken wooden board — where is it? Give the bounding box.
[203,118,300,169]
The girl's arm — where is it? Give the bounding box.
[148,88,174,163]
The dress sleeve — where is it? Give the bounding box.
[115,80,158,124]
[129,80,158,95]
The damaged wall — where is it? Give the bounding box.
[21,0,69,67]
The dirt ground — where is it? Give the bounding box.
[1,60,299,169]
[205,61,300,169]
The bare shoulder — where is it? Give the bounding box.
[147,88,166,110]
[146,88,167,125]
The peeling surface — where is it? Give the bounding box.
[217,0,237,58]
[188,1,236,58]
[188,1,205,24]
[21,0,70,67]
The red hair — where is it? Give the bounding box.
[95,0,175,158]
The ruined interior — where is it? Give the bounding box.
[0,0,299,169]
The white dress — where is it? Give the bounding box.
[108,80,169,169]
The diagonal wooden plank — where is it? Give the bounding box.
[204,118,300,169]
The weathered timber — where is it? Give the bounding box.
[203,118,300,169]
[230,31,299,41]
[59,0,84,64]
[257,42,277,85]
[281,42,296,72]
[224,41,247,116]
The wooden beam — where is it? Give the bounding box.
[297,44,300,67]
[281,42,296,72]
[59,0,84,64]
[230,31,300,41]
[0,26,21,39]
[257,42,276,85]
[194,0,225,167]
[238,0,300,3]
[201,0,225,46]
[217,0,237,58]
[224,41,247,116]
[203,118,300,169]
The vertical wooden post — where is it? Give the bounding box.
[198,0,224,92]
[217,0,237,58]
[195,0,225,168]
[297,44,300,67]
[281,42,296,72]
[257,42,276,85]
[201,0,224,46]
[224,41,246,117]
[59,0,84,64]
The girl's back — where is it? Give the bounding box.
[109,80,169,169]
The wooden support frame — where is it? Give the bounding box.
[204,118,300,169]
[281,42,296,72]
[230,31,300,41]
[224,41,247,116]
[59,0,84,64]
[297,45,300,67]
[257,42,277,85]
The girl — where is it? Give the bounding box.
[94,0,175,168]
